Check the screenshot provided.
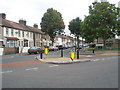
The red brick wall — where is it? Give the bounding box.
[4,47,19,55]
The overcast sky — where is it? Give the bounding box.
[0,0,119,35]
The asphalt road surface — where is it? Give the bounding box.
[1,55,118,88]
[2,49,69,64]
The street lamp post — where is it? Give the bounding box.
[77,35,79,59]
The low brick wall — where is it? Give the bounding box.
[4,47,19,55]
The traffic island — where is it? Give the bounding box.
[35,56,91,64]
[48,59,91,64]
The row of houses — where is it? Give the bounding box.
[0,13,82,55]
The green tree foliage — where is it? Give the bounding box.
[116,19,120,35]
[83,1,120,45]
[81,15,98,43]
[40,8,65,45]
[68,17,82,37]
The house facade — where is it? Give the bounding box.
[0,13,44,55]
[54,34,82,48]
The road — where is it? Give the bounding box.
[1,50,118,88]
[2,49,69,64]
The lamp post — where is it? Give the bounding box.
[77,35,79,59]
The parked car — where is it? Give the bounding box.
[56,45,63,50]
[28,46,44,54]
[75,45,82,49]
[49,46,58,51]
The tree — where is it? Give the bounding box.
[68,17,82,59]
[68,17,82,37]
[115,16,120,35]
[40,8,65,45]
[81,15,98,43]
[87,1,119,46]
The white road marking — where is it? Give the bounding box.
[49,65,59,67]
[25,67,38,71]
[1,70,13,74]
[93,58,106,62]
[86,55,92,57]
[102,58,105,60]
[93,59,100,61]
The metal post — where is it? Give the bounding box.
[77,36,79,59]
[93,50,94,54]
[61,48,63,57]
[77,49,79,59]
[40,53,43,59]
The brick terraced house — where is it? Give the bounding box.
[0,13,45,55]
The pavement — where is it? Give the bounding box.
[36,50,119,64]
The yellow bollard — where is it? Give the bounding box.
[44,48,48,55]
[70,49,75,61]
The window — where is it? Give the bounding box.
[22,31,24,37]
[19,41,20,46]
[24,40,28,47]
[6,40,18,47]
[11,29,14,36]
[30,32,33,39]
[6,28,9,35]
[21,41,23,46]
[27,32,29,38]
[18,30,20,37]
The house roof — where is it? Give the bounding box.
[1,19,43,34]
[56,34,69,39]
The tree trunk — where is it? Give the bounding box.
[103,39,106,49]
[97,38,98,44]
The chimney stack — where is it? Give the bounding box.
[19,19,26,25]
[0,13,6,19]
[33,24,38,28]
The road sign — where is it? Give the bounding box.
[72,50,75,53]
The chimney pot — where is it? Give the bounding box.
[33,24,38,28]
[19,19,26,25]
